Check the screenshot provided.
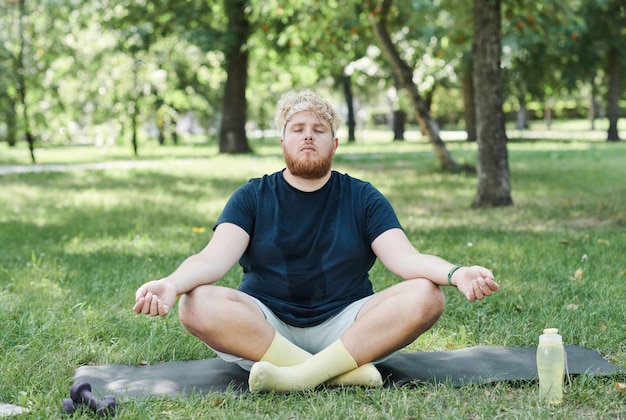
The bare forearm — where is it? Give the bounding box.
[163,252,228,295]
[165,222,249,294]
[371,229,496,291]
[380,249,457,285]
[401,253,458,285]
[134,223,248,316]
[383,250,498,301]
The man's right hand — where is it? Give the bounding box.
[133,279,178,316]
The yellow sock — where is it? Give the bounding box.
[261,332,311,366]
[259,332,382,387]
[249,339,358,393]
[326,363,383,387]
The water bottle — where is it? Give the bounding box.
[536,328,565,403]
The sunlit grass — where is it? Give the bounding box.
[0,136,625,418]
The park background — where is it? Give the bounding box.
[1,0,625,418]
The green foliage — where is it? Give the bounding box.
[501,1,587,103]
[0,0,623,159]
[0,137,625,418]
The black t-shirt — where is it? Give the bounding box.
[214,170,402,327]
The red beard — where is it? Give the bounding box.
[283,148,333,180]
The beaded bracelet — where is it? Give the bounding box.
[447,264,464,286]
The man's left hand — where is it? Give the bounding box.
[453,266,499,302]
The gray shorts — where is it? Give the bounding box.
[212,294,395,371]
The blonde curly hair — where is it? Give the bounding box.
[274,90,342,137]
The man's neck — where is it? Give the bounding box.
[282,169,332,192]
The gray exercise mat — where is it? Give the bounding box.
[73,345,623,398]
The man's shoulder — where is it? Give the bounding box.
[332,171,374,190]
[246,171,283,187]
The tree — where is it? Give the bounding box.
[367,0,465,173]
[0,2,18,147]
[605,45,621,141]
[249,1,376,143]
[500,1,585,130]
[116,0,253,154]
[472,0,512,207]
[4,0,36,162]
[218,0,252,153]
[579,0,625,141]
[120,25,153,156]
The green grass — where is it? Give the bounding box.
[1,135,625,419]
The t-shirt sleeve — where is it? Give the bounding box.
[213,182,257,235]
[363,184,403,244]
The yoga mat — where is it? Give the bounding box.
[73,345,623,398]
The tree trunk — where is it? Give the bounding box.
[157,119,165,145]
[171,112,179,145]
[544,98,553,130]
[589,76,598,131]
[155,92,165,145]
[606,46,621,141]
[517,95,528,130]
[368,0,464,172]
[15,0,35,163]
[462,65,477,142]
[392,110,405,141]
[472,0,513,207]
[131,54,139,157]
[219,0,252,154]
[342,74,356,142]
[6,97,18,147]
[131,103,138,156]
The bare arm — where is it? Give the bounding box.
[133,222,250,316]
[371,228,499,301]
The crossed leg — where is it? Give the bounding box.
[178,285,381,385]
[179,285,275,362]
[178,278,445,392]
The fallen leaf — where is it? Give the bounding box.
[574,268,584,280]
[192,227,206,233]
[566,303,579,310]
[597,239,610,246]
[558,239,570,245]
[616,382,626,392]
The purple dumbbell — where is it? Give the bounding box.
[66,381,116,417]
[62,397,80,414]
[63,396,116,415]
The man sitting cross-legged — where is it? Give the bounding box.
[133,90,499,393]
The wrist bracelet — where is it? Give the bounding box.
[447,264,463,286]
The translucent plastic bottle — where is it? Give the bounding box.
[536,328,565,403]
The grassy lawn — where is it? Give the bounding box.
[0,134,625,419]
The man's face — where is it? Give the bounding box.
[281,110,338,180]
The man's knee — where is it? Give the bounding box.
[178,286,265,336]
[178,285,229,332]
[402,279,446,322]
[421,279,446,311]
